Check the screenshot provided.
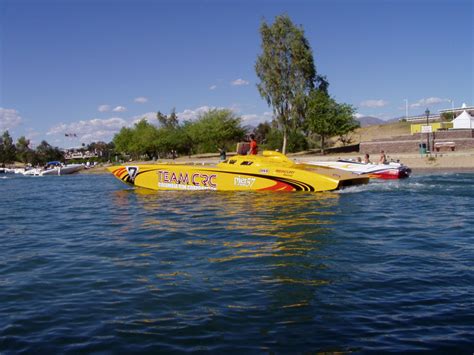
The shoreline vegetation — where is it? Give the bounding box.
[80,149,474,175]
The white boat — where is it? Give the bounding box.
[23,162,84,176]
[307,159,411,179]
[1,167,28,174]
[23,168,42,176]
[39,163,84,176]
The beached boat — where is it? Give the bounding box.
[23,168,43,176]
[307,159,411,179]
[22,162,84,176]
[108,150,369,192]
[40,163,84,176]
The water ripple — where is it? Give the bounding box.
[0,173,473,352]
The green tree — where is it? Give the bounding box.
[113,109,245,159]
[154,109,189,157]
[185,109,246,154]
[253,121,273,144]
[113,127,134,156]
[132,119,160,159]
[260,125,308,153]
[306,90,359,153]
[0,131,17,166]
[441,112,455,122]
[337,113,360,146]
[158,126,193,156]
[255,14,316,154]
[16,136,32,163]
[33,140,64,165]
[113,120,163,159]
[157,108,179,129]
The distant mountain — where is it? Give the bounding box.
[356,116,385,127]
[386,116,405,123]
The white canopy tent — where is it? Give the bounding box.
[452,109,474,129]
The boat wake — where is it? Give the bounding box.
[336,179,427,194]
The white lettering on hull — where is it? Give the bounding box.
[158,182,216,190]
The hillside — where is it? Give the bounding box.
[354,120,411,143]
[327,120,411,148]
[356,116,385,127]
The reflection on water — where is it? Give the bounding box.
[109,188,340,315]
[126,189,339,231]
[112,189,339,257]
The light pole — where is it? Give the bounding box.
[425,108,430,153]
[451,99,455,121]
[404,99,408,121]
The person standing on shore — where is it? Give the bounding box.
[249,134,258,155]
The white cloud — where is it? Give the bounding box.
[209,85,217,90]
[241,112,273,126]
[47,117,128,143]
[354,113,365,119]
[45,107,276,146]
[410,97,450,108]
[176,106,272,126]
[26,129,40,139]
[0,108,22,130]
[130,112,158,125]
[360,99,389,108]
[231,78,249,86]
[98,104,111,112]
[177,106,216,121]
[112,106,127,112]
[134,97,148,103]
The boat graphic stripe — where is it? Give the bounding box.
[113,167,155,184]
[258,180,294,191]
[204,170,315,191]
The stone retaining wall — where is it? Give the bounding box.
[360,138,474,154]
[373,129,474,143]
[359,129,474,154]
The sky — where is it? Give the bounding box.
[1,0,473,148]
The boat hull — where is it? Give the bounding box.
[23,164,84,176]
[308,160,411,179]
[41,164,83,176]
[367,167,411,179]
[108,152,369,192]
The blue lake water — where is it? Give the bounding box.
[1,172,473,353]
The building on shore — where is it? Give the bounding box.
[63,149,99,160]
[361,103,474,154]
[451,106,474,129]
[405,103,474,124]
[410,103,474,134]
[439,103,474,121]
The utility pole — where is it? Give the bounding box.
[425,108,430,153]
[404,99,408,121]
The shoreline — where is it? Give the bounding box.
[81,149,474,175]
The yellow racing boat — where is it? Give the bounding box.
[107,151,369,192]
